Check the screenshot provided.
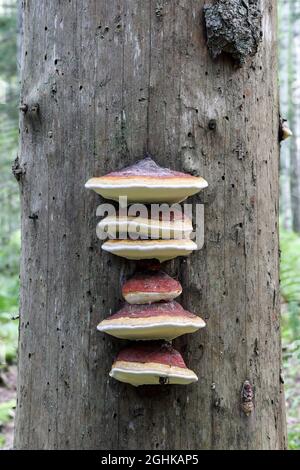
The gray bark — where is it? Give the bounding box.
[290,1,300,233]
[15,0,286,450]
[279,0,292,230]
[17,0,23,74]
[204,0,262,65]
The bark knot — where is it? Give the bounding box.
[12,156,26,182]
[208,119,217,130]
[19,103,28,113]
[241,380,254,416]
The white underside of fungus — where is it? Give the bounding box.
[101,239,198,262]
[96,214,193,240]
[85,156,208,204]
[110,343,198,386]
[98,301,205,341]
[110,361,198,386]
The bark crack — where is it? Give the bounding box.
[146,0,152,152]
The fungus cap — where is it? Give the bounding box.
[96,209,193,240]
[97,300,205,340]
[282,122,293,140]
[101,239,197,262]
[85,156,208,204]
[110,343,198,386]
[122,271,182,304]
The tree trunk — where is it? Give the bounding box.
[279,0,292,230]
[290,0,300,233]
[15,0,287,450]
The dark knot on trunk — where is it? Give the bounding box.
[241,380,254,416]
[12,156,26,182]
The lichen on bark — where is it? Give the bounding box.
[204,0,262,65]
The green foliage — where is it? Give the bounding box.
[280,227,300,340]
[0,0,19,430]
[0,1,18,117]
[0,2,20,241]
[0,399,16,449]
[280,227,300,449]
[282,339,300,450]
[0,0,19,367]
[0,399,15,425]
[0,14,17,79]
[0,229,20,366]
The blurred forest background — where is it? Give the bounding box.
[0,0,299,449]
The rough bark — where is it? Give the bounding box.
[15,0,286,450]
[204,0,262,65]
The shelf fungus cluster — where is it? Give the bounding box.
[85,156,208,386]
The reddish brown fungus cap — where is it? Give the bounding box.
[109,342,198,386]
[104,156,199,179]
[85,155,208,204]
[97,300,206,341]
[116,342,186,368]
[122,271,182,304]
[109,301,195,320]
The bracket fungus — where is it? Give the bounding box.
[85,155,208,204]
[122,271,182,304]
[96,209,193,240]
[279,118,293,141]
[109,343,198,386]
[101,239,198,262]
[97,300,205,341]
[86,155,207,388]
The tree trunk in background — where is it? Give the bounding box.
[290,1,300,233]
[17,0,23,73]
[15,0,286,450]
[279,0,292,230]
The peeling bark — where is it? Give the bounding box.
[204,0,262,65]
